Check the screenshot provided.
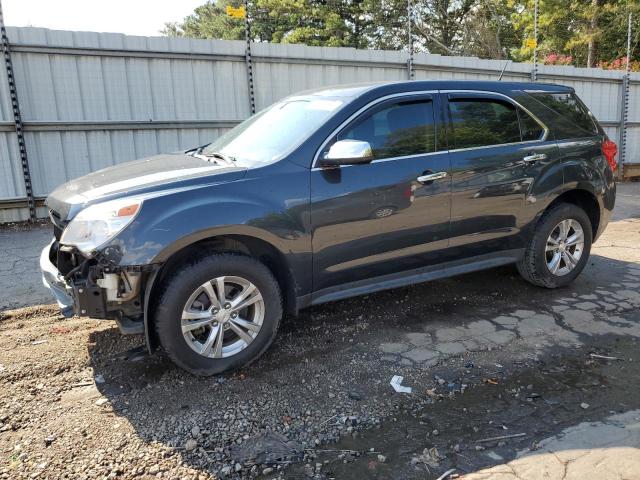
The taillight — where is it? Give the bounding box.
[602,140,617,171]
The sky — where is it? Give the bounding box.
[2,0,206,37]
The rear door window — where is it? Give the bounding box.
[519,110,545,141]
[529,92,598,138]
[337,99,436,160]
[448,98,521,149]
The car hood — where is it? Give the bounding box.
[46,153,247,220]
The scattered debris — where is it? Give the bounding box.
[483,378,498,385]
[390,375,412,394]
[581,402,590,409]
[436,468,457,480]
[318,413,340,427]
[377,454,386,463]
[590,353,619,361]
[184,439,198,452]
[95,398,109,406]
[414,447,444,467]
[94,374,105,384]
[124,345,147,362]
[475,433,526,443]
[70,381,94,388]
[340,415,358,426]
[31,339,48,345]
[348,390,364,401]
[50,325,71,334]
[230,432,304,465]
[309,448,380,455]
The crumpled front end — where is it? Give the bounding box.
[39,212,156,335]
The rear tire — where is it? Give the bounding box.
[153,253,282,376]
[517,203,592,288]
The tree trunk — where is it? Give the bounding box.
[587,0,599,68]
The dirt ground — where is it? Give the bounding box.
[1,182,639,480]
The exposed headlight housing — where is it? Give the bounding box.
[60,197,143,255]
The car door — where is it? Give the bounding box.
[310,93,451,297]
[445,91,560,257]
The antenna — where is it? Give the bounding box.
[498,60,510,81]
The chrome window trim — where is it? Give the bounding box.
[311,89,551,170]
[311,90,439,169]
[311,150,448,171]
[523,89,568,94]
[442,89,550,146]
[447,139,546,154]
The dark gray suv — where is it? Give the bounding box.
[40,80,617,375]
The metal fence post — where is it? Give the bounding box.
[0,0,36,220]
[244,0,256,114]
[618,13,632,177]
[407,0,414,80]
[531,0,539,82]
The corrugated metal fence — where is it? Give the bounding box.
[1,27,638,222]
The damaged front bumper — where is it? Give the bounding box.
[39,239,152,335]
[40,240,75,318]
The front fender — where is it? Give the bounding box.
[106,176,311,266]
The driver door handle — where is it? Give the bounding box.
[523,153,547,164]
[417,171,448,183]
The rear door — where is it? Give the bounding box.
[310,93,451,296]
[445,91,560,256]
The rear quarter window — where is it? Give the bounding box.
[528,92,598,139]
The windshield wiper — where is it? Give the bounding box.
[189,146,236,165]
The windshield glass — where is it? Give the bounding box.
[203,97,345,164]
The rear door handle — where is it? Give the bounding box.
[417,171,448,183]
[522,153,547,164]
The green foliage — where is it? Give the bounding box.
[509,0,639,67]
[162,1,246,40]
[163,0,639,67]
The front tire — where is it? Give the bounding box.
[517,203,593,288]
[153,254,282,376]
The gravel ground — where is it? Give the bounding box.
[0,183,639,480]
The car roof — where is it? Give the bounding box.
[296,80,573,100]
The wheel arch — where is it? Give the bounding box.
[144,233,298,352]
[543,188,601,238]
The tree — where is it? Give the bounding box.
[459,0,520,58]
[162,1,246,40]
[510,0,639,67]
[164,0,639,67]
[163,0,402,48]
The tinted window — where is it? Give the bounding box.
[338,100,435,160]
[530,93,597,138]
[449,99,520,149]
[520,110,545,141]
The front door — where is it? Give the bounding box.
[310,94,451,297]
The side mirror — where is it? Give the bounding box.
[320,140,374,167]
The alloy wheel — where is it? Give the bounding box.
[181,276,264,358]
[545,219,584,276]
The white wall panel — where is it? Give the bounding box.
[0,26,634,221]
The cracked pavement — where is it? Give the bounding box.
[463,410,640,480]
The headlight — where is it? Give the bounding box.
[60,197,143,255]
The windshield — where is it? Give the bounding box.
[203,97,345,164]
